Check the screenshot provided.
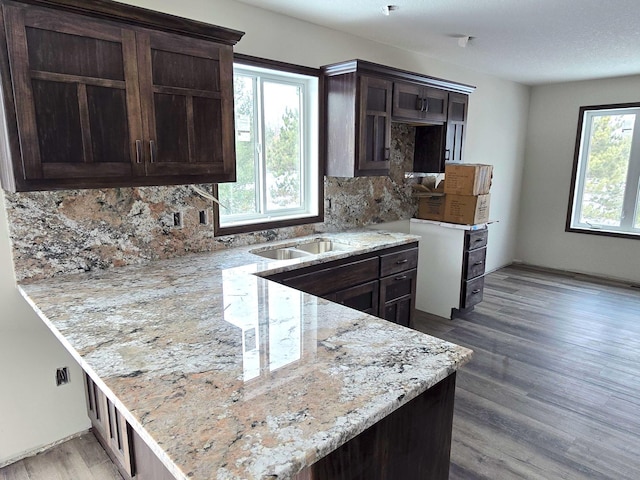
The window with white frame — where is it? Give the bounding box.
[215,62,320,233]
[568,103,640,237]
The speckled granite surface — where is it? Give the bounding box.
[19,230,472,480]
[4,124,417,283]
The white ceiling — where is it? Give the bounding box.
[234,0,640,85]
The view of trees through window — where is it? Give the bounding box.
[571,105,640,235]
[218,70,303,222]
[580,114,633,226]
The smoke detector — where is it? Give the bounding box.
[381,5,399,16]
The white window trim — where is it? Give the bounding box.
[569,105,640,237]
[217,63,319,231]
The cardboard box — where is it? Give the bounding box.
[417,195,446,221]
[444,194,491,225]
[444,164,493,195]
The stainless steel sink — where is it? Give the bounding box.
[250,238,353,260]
[253,247,313,260]
[294,239,352,254]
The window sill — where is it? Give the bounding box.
[566,226,640,240]
[214,212,323,237]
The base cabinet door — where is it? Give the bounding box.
[382,295,413,327]
[85,372,175,480]
[85,374,135,478]
[334,280,379,316]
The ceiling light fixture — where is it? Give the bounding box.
[381,5,399,16]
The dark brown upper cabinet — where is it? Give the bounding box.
[392,82,447,124]
[323,61,392,177]
[322,59,474,178]
[414,93,469,173]
[0,0,243,192]
[445,92,468,164]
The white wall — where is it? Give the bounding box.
[124,0,531,273]
[0,190,89,466]
[517,75,640,283]
[0,0,530,462]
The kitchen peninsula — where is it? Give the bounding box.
[18,230,472,479]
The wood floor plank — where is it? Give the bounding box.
[414,264,640,480]
[0,433,122,480]
[0,461,30,480]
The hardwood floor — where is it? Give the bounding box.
[3,264,639,480]
[413,264,640,480]
[0,433,123,480]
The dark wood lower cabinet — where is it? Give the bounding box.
[131,430,176,480]
[333,280,379,316]
[295,373,456,480]
[85,373,174,480]
[382,294,413,327]
[265,243,418,327]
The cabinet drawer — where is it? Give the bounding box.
[465,229,488,250]
[380,269,417,303]
[380,247,418,277]
[279,257,379,297]
[461,276,484,309]
[463,247,486,280]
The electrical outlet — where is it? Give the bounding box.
[173,212,183,227]
[56,367,70,386]
[199,210,208,225]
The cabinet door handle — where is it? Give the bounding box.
[473,261,484,266]
[394,275,407,281]
[424,98,429,112]
[472,289,481,294]
[135,140,142,163]
[444,149,451,161]
[150,140,157,163]
[415,97,423,111]
[396,259,408,264]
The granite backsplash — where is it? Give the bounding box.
[5,124,417,282]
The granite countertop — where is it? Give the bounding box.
[18,229,473,480]
[410,218,492,230]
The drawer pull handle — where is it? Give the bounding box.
[473,261,484,266]
[395,275,407,281]
[150,140,157,163]
[472,289,481,294]
[396,259,408,264]
[135,140,142,163]
[474,238,484,243]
